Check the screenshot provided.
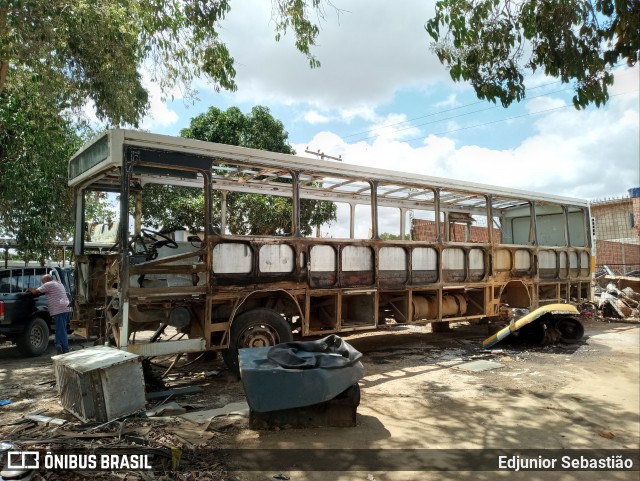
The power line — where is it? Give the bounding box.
[400,90,637,144]
[349,86,578,144]
[341,62,630,142]
[341,79,566,140]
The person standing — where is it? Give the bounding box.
[28,274,72,354]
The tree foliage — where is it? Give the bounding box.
[141,106,337,235]
[0,0,328,126]
[0,0,330,259]
[0,73,84,260]
[379,233,410,241]
[426,0,639,108]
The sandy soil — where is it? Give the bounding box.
[1,317,638,481]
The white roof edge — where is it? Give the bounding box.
[72,129,590,207]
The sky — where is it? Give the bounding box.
[137,0,639,207]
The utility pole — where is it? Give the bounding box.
[305,147,342,162]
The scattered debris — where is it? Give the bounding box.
[273,474,290,480]
[146,402,187,417]
[179,401,249,424]
[36,379,56,386]
[164,425,215,447]
[598,282,640,319]
[146,385,204,401]
[24,414,67,426]
[622,287,640,303]
[0,400,10,406]
[592,274,640,321]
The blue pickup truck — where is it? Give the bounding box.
[0,266,74,356]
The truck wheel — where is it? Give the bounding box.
[222,308,292,375]
[16,317,50,357]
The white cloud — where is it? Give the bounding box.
[338,106,379,123]
[213,1,443,110]
[294,72,639,201]
[139,78,180,130]
[303,110,331,124]
[155,4,637,204]
[363,113,422,142]
[610,65,640,95]
[435,94,458,109]
[524,96,566,112]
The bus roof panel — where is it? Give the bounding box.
[68,129,589,210]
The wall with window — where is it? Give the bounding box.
[591,196,640,274]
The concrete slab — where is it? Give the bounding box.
[453,359,505,372]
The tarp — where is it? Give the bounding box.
[239,335,364,412]
[267,334,363,369]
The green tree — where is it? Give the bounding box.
[141,106,337,235]
[379,233,411,241]
[1,0,328,126]
[1,1,331,260]
[0,73,84,261]
[426,0,639,108]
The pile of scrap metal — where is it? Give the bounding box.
[594,268,640,320]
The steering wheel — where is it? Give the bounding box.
[129,229,178,259]
[108,228,178,259]
[138,228,179,249]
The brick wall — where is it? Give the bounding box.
[591,196,640,273]
[595,240,640,272]
[411,219,501,243]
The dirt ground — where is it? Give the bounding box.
[1,317,639,481]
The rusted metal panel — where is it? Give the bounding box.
[442,248,465,282]
[468,248,486,281]
[212,242,253,274]
[128,286,207,297]
[259,244,295,273]
[379,246,408,287]
[340,246,374,287]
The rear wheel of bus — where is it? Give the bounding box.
[222,308,292,375]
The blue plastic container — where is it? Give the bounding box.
[239,335,364,413]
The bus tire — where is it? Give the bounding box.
[222,308,292,375]
[16,317,50,357]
